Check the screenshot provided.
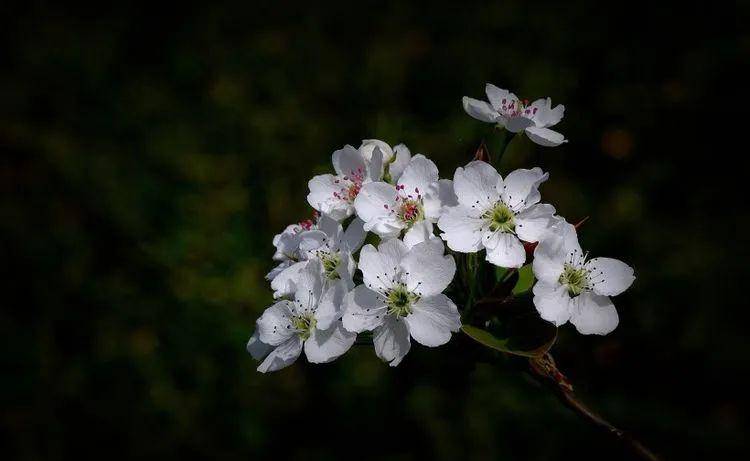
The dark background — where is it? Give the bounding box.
[2,1,748,459]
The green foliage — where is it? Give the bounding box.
[512,265,535,295]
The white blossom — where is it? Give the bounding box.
[307,145,383,221]
[271,213,365,299]
[532,220,635,335]
[463,83,567,147]
[354,155,457,248]
[255,260,356,372]
[342,238,460,367]
[437,161,556,268]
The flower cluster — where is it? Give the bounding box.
[248,84,635,372]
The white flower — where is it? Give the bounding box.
[437,161,556,268]
[265,218,317,282]
[255,260,356,372]
[532,220,635,335]
[359,139,412,183]
[342,238,460,367]
[463,83,567,147]
[353,155,458,248]
[307,145,383,221]
[271,213,365,299]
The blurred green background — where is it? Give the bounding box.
[2,1,748,459]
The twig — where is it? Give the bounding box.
[529,353,662,461]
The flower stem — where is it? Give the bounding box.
[528,353,662,461]
[493,130,517,170]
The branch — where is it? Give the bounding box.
[528,353,662,461]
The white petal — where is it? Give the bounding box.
[272,228,301,261]
[360,139,394,163]
[569,293,619,335]
[423,179,457,221]
[353,182,397,224]
[266,260,292,282]
[341,217,366,252]
[257,336,303,373]
[485,233,526,268]
[462,96,499,123]
[530,98,565,128]
[307,174,338,212]
[316,214,341,242]
[373,316,411,367]
[342,285,387,332]
[315,279,349,330]
[402,220,434,249]
[388,144,412,182]
[358,239,408,294]
[405,294,460,347]
[485,83,518,111]
[532,221,580,285]
[298,229,327,253]
[368,145,384,182]
[402,239,456,297]
[532,282,571,326]
[332,144,366,178]
[525,126,567,147]
[453,161,502,210]
[246,329,273,361]
[505,116,535,133]
[293,260,323,311]
[515,203,556,243]
[397,155,439,197]
[270,261,306,298]
[437,205,484,253]
[304,323,356,364]
[257,300,297,346]
[585,257,635,297]
[500,167,549,208]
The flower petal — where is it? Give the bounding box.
[505,116,535,133]
[585,257,635,297]
[388,144,412,183]
[257,300,297,346]
[402,220,434,249]
[453,160,502,210]
[270,261,306,299]
[405,294,461,347]
[304,322,356,364]
[293,260,323,311]
[485,233,526,268]
[525,126,567,147]
[358,239,408,294]
[515,203,556,243]
[462,96,499,123]
[485,83,518,111]
[423,179,457,221]
[397,154,439,197]
[532,282,571,326]
[530,98,565,128]
[332,144,366,178]
[247,329,273,361]
[373,316,411,367]
[341,217,366,252]
[360,139,394,163]
[437,205,484,253]
[402,239,456,297]
[569,293,619,335]
[257,336,303,373]
[315,279,349,330]
[342,285,388,332]
[532,220,580,285]
[500,167,549,209]
[353,182,397,224]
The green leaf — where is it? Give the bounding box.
[512,264,535,295]
[461,298,557,358]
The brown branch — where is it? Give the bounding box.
[529,353,662,461]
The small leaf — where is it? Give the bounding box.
[512,264,534,295]
[462,298,557,358]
